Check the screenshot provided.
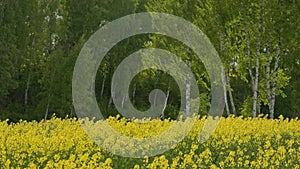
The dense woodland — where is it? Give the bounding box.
[0,0,300,122]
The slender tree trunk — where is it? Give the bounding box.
[252,0,264,118]
[153,89,158,107]
[186,59,191,117]
[253,42,260,118]
[100,68,107,99]
[70,107,73,117]
[44,98,49,122]
[222,69,230,116]
[121,95,128,109]
[186,78,191,117]
[25,33,35,106]
[270,37,281,119]
[219,30,230,116]
[257,102,261,115]
[107,68,114,110]
[107,92,114,110]
[266,40,272,118]
[132,82,137,105]
[153,70,161,107]
[246,24,254,88]
[44,66,56,122]
[226,68,237,116]
[161,79,170,120]
[121,95,125,108]
[185,24,194,118]
[246,23,256,117]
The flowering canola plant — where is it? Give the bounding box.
[0,115,299,168]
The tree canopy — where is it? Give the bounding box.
[0,0,299,122]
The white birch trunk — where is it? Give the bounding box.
[153,73,161,107]
[25,33,35,106]
[219,30,230,116]
[253,0,264,118]
[226,68,237,116]
[266,41,272,118]
[270,39,281,119]
[121,95,128,109]
[132,82,137,105]
[186,60,191,117]
[107,92,114,110]
[161,80,170,120]
[44,100,49,122]
[100,68,107,99]
[246,23,255,88]
[222,69,230,116]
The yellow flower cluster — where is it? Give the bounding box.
[0,115,299,168]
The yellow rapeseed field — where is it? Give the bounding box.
[0,115,299,168]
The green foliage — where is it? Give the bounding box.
[0,0,299,120]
